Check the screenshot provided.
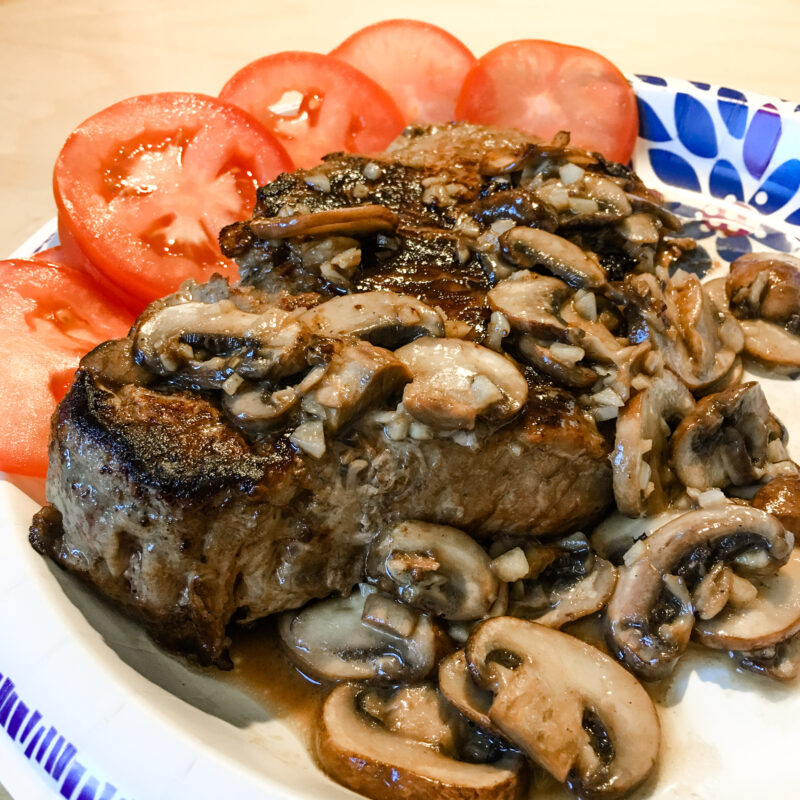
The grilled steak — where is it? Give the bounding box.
[32,124,686,666]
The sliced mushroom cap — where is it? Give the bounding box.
[559,300,625,365]
[694,548,800,651]
[513,557,618,629]
[133,299,309,384]
[465,189,559,230]
[439,650,504,736]
[299,291,445,347]
[221,385,298,432]
[624,270,743,392]
[466,617,660,798]
[671,381,794,490]
[605,506,793,681]
[395,338,528,430]
[730,630,800,681]
[249,204,400,239]
[498,227,608,289]
[612,371,695,517]
[487,271,574,340]
[316,683,524,800]
[752,477,800,535]
[739,318,800,371]
[279,587,436,682]
[366,521,499,621]
[727,252,800,326]
[306,341,411,432]
[517,335,597,389]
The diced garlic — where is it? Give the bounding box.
[490,547,530,583]
[290,420,326,458]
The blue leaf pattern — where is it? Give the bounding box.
[636,98,671,142]
[649,149,701,191]
[709,159,744,201]
[630,76,800,262]
[743,104,782,179]
[749,159,800,214]
[675,93,718,157]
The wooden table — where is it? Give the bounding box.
[1,0,799,796]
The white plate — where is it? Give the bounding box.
[3,77,800,799]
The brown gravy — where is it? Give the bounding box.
[223,619,326,750]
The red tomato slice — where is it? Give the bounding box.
[54,92,293,306]
[219,51,405,169]
[0,259,135,477]
[53,216,147,315]
[331,20,476,124]
[455,40,638,164]
[32,245,84,271]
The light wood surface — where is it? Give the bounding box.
[0,1,798,798]
[1,0,799,258]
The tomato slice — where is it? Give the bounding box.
[330,20,476,124]
[52,215,148,315]
[0,259,135,477]
[54,92,293,306]
[219,51,405,169]
[455,40,638,164]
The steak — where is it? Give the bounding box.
[31,124,684,666]
[34,332,609,666]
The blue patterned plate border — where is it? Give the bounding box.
[630,75,800,262]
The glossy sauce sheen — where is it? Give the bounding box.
[219,610,800,800]
[225,620,326,750]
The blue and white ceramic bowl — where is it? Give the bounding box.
[2,75,800,800]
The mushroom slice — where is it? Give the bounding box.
[738,319,800,371]
[521,557,618,629]
[395,338,528,430]
[222,385,298,432]
[249,204,400,239]
[278,588,436,682]
[299,291,445,347]
[466,617,660,798]
[694,548,800,651]
[624,270,743,392]
[671,382,796,490]
[612,371,695,517]
[306,341,411,432]
[366,521,499,621]
[517,336,597,389]
[508,535,617,628]
[752,476,800,535]
[498,227,607,289]
[465,189,559,231]
[730,631,800,681]
[133,299,309,384]
[605,506,793,681]
[558,173,633,227]
[727,251,800,325]
[626,193,683,230]
[487,272,574,340]
[439,650,503,736]
[316,683,524,800]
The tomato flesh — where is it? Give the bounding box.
[54,92,293,306]
[0,259,135,477]
[331,20,476,124]
[220,51,405,168]
[455,40,638,164]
